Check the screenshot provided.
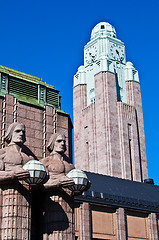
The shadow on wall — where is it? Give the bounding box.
[43,198,69,233]
[31,189,72,240]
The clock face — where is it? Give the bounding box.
[85,45,97,64]
[110,43,125,62]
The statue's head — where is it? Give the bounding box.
[5,122,26,145]
[47,133,66,154]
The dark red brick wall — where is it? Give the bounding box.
[117,102,144,181]
[73,84,87,168]
[126,81,148,181]
[17,101,43,159]
[0,98,3,146]
[73,71,148,181]
[95,71,121,177]
[0,94,73,162]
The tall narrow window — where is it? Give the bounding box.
[86,141,90,170]
[128,124,133,180]
[84,125,90,170]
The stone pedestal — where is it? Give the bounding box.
[31,188,75,240]
[0,182,31,240]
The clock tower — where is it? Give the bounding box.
[73,22,148,182]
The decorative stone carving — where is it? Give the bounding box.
[0,122,36,184]
[41,133,75,189]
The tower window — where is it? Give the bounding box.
[91,97,95,104]
[101,25,105,29]
[128,124,133,180]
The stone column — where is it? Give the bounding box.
[0,182,31,240]
[148,213,159,240]
[95,71,121,177]
[126,81,148,181]
[73,84,87,171]
[79,202,91,240]
[116,208,127,240]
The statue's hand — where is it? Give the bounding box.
[59,176,75,188]
[14,170,30,180]
[0,160,4,171]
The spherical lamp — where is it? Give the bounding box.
[23,160,47,185]
[66,169,90,195]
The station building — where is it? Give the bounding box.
[0,22,159,240]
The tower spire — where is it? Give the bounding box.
[73,22,148,181]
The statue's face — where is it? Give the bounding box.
[54,135,66,153]
[11,124,25,145]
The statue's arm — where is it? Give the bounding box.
[0,169,30,184]
[0,149,5,171]
[0,170,14,183]
[0,159,4,171]
[0,149,29,183]
[40,157,49,174]
[63,161,75,174]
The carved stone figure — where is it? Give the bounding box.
[0,122,35,183]
[41,133,75,188]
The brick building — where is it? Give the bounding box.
[73,22,159,240]
[0,64,72,160]
[0,65,74,239]
[0,22,159,240]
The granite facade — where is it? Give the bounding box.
[73,71,148,181]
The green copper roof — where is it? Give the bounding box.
[0,64,61,109]
[0,65,56,90]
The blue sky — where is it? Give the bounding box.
[0,0,159,183]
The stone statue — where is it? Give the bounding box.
[0,122,35,183]
[41,133,75,189]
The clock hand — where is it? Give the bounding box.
[116,49,123,62]
[116,49,119,55]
